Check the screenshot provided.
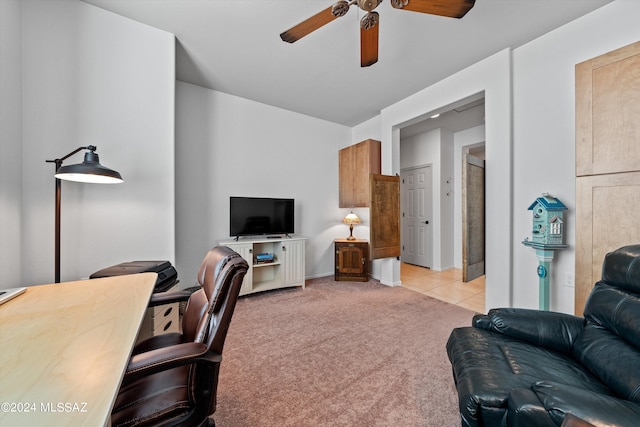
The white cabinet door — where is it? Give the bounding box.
[226,243,253,295]
[281,240,305,287]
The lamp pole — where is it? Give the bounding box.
[54,171,62,283]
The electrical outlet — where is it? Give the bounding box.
[565,273,575,288]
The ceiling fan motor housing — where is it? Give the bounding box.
[357,0,382,12]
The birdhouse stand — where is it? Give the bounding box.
[522,193,569,310]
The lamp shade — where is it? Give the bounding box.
[342,211,361,225]
[54,150,123,184]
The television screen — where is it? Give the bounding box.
[230,197,294,237]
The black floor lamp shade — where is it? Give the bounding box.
[54,148,123,183]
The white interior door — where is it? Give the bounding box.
[401,165,433,268]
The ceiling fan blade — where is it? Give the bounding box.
[360,12,379,67]
[280,2,351,43]
[390,0,475,18]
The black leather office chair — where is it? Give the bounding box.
[111,246,248,427]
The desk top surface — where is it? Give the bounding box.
[0,273,156,426]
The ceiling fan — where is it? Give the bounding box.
[280,0,475,67]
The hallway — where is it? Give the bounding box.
[401,263,485,314]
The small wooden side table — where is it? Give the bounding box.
[335,239,369,282]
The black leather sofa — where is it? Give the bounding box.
[446,244,640,427]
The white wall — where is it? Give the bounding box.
[374,50,512,306]
[18,0,175,284]
[353,0,640,313]
[511,0,640,312]
[175,82,351,286]
[0,0,23,288]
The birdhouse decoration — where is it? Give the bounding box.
[522,193,569,310]
[527,193,567,246]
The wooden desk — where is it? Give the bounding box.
[0,273,156,426]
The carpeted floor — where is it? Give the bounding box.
[214,276,475,427]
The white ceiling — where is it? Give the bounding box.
[80,0,612,127]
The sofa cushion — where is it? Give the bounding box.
[446,328,610,427]
[531,381,640,427]
[571,322,640,403]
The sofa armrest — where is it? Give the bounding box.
[532,380,640,427]
[473,308,585,354]
[507,388,557,427]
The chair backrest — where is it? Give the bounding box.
[190,248,248,418]
[182,246,240,343]
[204,251,248,354]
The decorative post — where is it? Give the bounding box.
[522,193,568,310]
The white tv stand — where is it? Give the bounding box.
[219,235,306,296]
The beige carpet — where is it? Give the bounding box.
[214,276,475,427]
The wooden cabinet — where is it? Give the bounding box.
[335,239,369,281]
[575,41,640,314]
[339,139,381,207]
[220,236,306,296]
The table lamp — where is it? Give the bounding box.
[46,145,123,283]
[342,211,361,240]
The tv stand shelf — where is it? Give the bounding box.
[219,236,306,296]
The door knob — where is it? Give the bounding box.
[425,221,429,224]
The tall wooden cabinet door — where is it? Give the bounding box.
[339,145,356,207]
[370,174,401,260]
[576,41,640,176]
[576,172,640,313]
[339,139,381,208]
[575,41,640,314]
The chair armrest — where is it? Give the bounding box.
[533,380,640,427]
[473,308,585,354]
[124,342,222,382]
[148,290,194,307]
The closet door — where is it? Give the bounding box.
[575,41,640,314]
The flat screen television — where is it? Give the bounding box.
[230,197,294,238]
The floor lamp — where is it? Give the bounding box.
[46,145,123,283]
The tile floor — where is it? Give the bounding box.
[401,262,486,314]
